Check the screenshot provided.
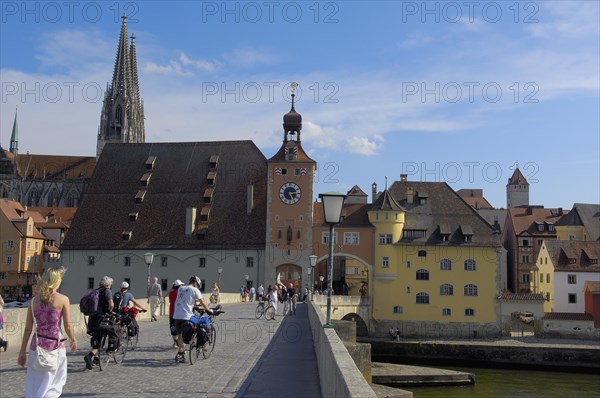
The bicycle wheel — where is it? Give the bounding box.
[97,334,110,371]
[265,306,275,321]
[202,324,216,359]
[189,333,198,365]
[113,325,128,364]
[255,304,265,319]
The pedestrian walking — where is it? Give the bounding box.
[287,283,297,315]
[257,284,265,301]
[148,277,162,321]
[168,280,184,348]
[18,267,77,397]
[240,285,245,302]
[210,282,220,304]
[249,286,255,302]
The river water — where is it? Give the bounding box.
[401,366,600,398]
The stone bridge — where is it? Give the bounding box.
[312,295,371,336]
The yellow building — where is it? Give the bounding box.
[0,199,46,299]
[368,177,505,338]
[534,240,599,314]
[555,203,600,242]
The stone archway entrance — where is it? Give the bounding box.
[276,263,303,292]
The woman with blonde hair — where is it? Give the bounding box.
[17,267,77,397]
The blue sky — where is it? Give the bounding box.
[1,1,598,209]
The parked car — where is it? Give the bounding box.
[519,311,534,324]
[4,300,31,308]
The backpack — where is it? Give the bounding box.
[113,291,123,311]
[80,288,100,315]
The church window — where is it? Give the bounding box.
[116,105,123,124]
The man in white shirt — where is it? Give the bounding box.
[173,276,212,363]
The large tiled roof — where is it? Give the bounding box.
[456,189,494,210]
[507,206,564,236]
[556,203,600,241]
[543,240,600,272]
[384,181,501,246]
[313,202,372,228]
[28,207,77,224]
[62,141,267,250]
[15,154,95,180]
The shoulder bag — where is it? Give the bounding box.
[30,297,60,372]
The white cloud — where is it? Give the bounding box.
[142,60,192,76]
[346,135,384,155]
[528,2,600,38]
[221,48,276,67]
[179,53,218,72]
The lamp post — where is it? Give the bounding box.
[319,192,346,328]
[217,266,223,287]
[309,255,317,301]
[144,252,154,293]
[307,268,311,301]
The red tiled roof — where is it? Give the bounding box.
[543,312,594,321]
[507,168,529,185]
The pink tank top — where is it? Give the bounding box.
[31,293,65,351]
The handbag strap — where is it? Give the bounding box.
[30,296,60,350]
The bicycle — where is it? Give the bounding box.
[255,299,277,320]
[94,313,128,371]
[189,305,225,364]
[118,308,146,351]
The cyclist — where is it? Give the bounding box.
[83,276,115,370]
[173,276,212,363]
[168,280,184,347]
[115,282,146,312]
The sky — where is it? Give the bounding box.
[1,0,598,209]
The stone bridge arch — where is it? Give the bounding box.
[341,313,369,337]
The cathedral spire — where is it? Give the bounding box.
[97,14,145,158]
[9,107,18,156]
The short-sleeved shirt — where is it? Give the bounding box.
[173,286,202,320]
[121,291,134,310]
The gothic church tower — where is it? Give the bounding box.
[96,15,145,158]
[265,89,316,290]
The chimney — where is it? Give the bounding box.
[371,182,377,203]
[247,185,254,215]
[400,174,407,182]
[406,187,414,204]
[185,207,197,236]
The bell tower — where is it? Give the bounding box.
[265,84,316,290]
[96,15,145,158]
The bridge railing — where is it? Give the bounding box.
[307,300,377,398]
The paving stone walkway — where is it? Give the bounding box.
[0,302,321,398]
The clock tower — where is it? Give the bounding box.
[265,90,316,291]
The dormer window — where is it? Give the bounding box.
[207,171,216,186]
[536,222,544,232]
[135,190,146,203]
[203,188,214,203]
[568,258,576,264]
[122,231,132,241]
[145,155,156,170]
[547,222,555,232]
[140,172,151,186]
[209,154,219,169]
[129,212,139,221]
[460,224,473,242]
[200,207,210,222]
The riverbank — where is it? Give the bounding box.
[363,336,600,372]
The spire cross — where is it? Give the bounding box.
[122,13,127,23]
[131,32,135,43]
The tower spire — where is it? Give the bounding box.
[97,14,145,158]
[9,106,18,156]
[282,82,302,142]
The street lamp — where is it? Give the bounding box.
[319,192,346,328]
[307,267,311,301]
[309,255,317,301]
[217,266,223,287]
[144,252,154,293]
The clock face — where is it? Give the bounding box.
[279,182,302,205]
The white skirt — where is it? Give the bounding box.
[25,347,67,398]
